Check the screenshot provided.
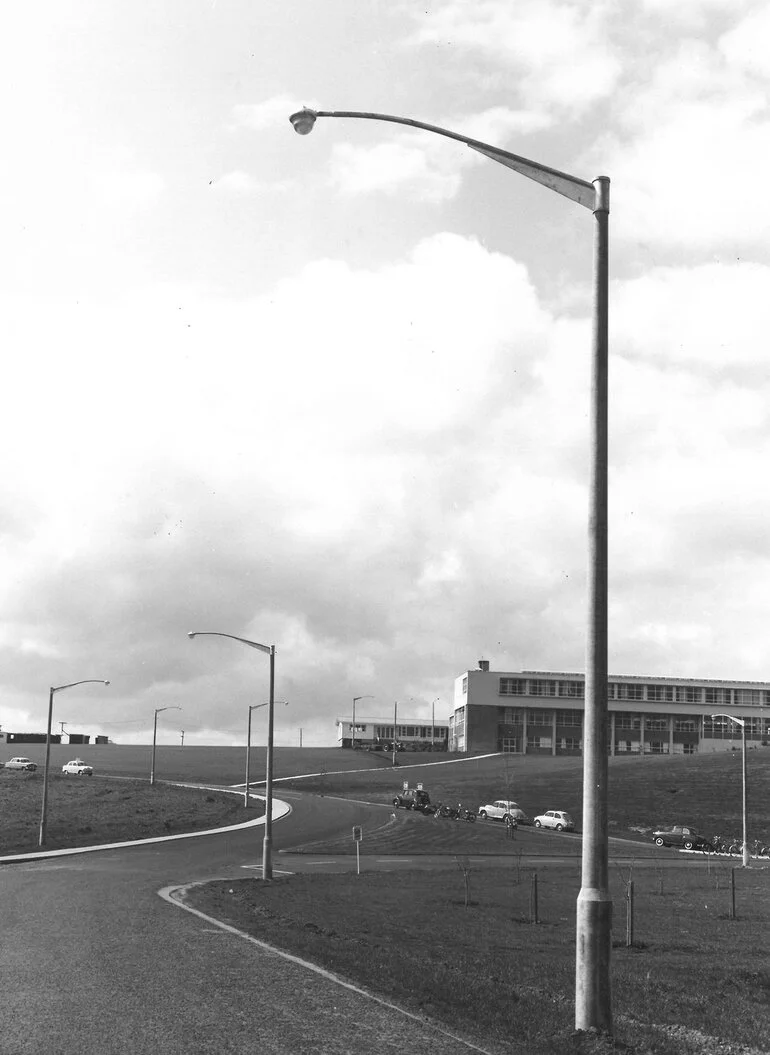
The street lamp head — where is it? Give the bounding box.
[290,109,318,135]
[187,632,197,639]
[104,681,110,686]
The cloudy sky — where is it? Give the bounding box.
[2,0,769,747]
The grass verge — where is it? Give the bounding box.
[0,772,261,855]
[187,863,770,1055]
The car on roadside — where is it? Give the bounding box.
[533,810,575,832]
[651,825,713,851]
[392,788,433,813]
[5,757,38,771]
[62,759,93,776]
[478,799,530,824]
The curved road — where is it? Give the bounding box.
[1,789,502,1055]
[1,784,743,1055]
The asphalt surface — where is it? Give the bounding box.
[1,784,754,1055]
[1,790,504,1055]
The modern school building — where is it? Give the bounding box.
[450,661,770,756]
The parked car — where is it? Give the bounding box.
[652,825,713,851]
[62,759,93,776]
[392,788,433,813]
[533,810,575,832]
[478,799,530,824]
[5,757,38,771]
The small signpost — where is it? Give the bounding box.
[352,825,362,875]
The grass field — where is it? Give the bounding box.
[277,747,770,849]
[187,863,770,1055]
[0,772,261,856]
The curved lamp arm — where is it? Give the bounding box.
[188,631,272,655]
[289,107,601,211]
[53,679,110,693]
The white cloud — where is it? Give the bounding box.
[408,0,622,113]
[232,95,310,131]
[719,5,770,76]
[329,140,462,201]
[596,40,770,250]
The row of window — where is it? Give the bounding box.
[500,710,770,734]
[497,678,769,706]
[374,725,448,739]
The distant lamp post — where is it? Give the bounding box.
[245,699,289,807]
[711,713,750,867]
[352,695,373,750]
[39,679,110,847]
[150,706,182,785]
[290,105,611,1031]
[189,631,277,880]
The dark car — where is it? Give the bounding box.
[652,825,713,851]
[392,788,433,813]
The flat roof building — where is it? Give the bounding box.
[451,661,770,756]
[336,715,449,752]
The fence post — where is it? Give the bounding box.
[730,867,736,920]
[530,872,539,924]
[626,880,634,947]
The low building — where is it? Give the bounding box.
[336,716,449,752]
[451,661,770,756]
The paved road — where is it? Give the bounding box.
[1,785,746,1055]
[1,790,502,1055]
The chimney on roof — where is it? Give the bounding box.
[478,659,490,672]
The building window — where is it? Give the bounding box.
[462,676,468,694]
[616,683,644,701]
[529,679,557,697]
[645,717,669,731]
[500,737,518,753]
[527,709,553,726]
[613,714,640,730]
[735,689,761,706]
[503,707,523,724]
[527,736,552,749]
[558,737,581,751]
[674,719,697,732]
[647,685,674,702]
[556,710,582,727]
[558,681,584,698]
[499,677,526,695]
[705,687,731,706]
[676,686,701,703]
[648,741,670,754]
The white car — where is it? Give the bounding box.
[533,810,575,832]
[5,757,38,771]
[477,799,530,824]
[62,759,93,776]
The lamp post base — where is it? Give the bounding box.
[575,891,613,1032]
[262,834,273,881]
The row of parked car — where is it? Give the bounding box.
[392,791,577,831]
[2,757,94,775]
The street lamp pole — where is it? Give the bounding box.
[352,695,373,750]
[39,679,110,847]
[290,107,611,1032]
[711,714,749,867]
[151,705,182,786]
[244,702,267,807]
[189,631,277,880]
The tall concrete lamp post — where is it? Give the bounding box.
[711,713,750,867]
[39,678,110,847]
[352,694,373,749]
[290,106,611,1032]
[150,705,182,786]
[188,631,277,880]
[245,699,289,807]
